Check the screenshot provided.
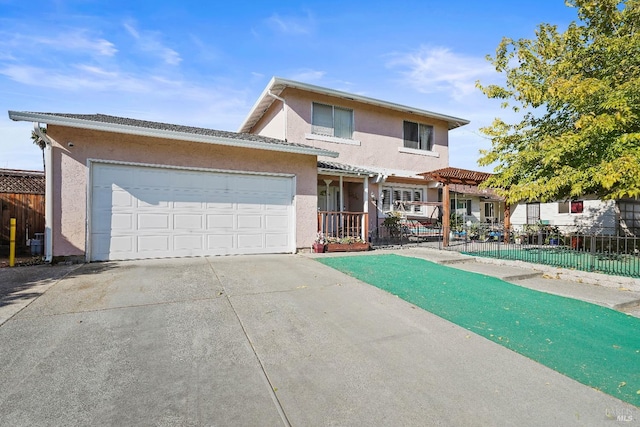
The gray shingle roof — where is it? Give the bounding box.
[317,161,377,176]
[0,169,45,194]
[38,113,322,150]
[8,111,339,158]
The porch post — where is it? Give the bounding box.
[443,183,450,247]
[363,176,369,241]
[339,175,344,212]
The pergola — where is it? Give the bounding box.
[419,167,509,246]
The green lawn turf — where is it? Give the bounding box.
[465,247,640,278]
[317,254,640,407]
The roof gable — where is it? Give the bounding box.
[239,77,470,133]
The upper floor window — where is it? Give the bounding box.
[403,121,433,151]
[312,103,353,139]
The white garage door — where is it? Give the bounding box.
[89,163,294,261]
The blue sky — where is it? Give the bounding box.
[0,0,579,172]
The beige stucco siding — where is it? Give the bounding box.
[47,125,318,258]
[251,101,286,140]
[277,88,450,172]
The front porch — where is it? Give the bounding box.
[316,161,374,247]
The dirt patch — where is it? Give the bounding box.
[0,256,46,268]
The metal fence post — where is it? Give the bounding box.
[9,218,16,267]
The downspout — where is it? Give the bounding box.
[267,91,287,142]
[34,123,53,263]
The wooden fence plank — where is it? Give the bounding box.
[0,192,45,254]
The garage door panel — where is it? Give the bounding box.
[265,215,289,230]
[94,166,134,188]
[137,169,172,187]
[90,163,293,261]
[236,193,262,210]
[266,233,288,248]
[174,214,203,230]
[234,176,262,191]
[174,235,203,251]
[110,235,135,253]
[138,235,170,252]
[111,213,133,230]
[112,189,134,208]
[136,190,170,208]
[264,197,290,209]
[237,234,263,248]
[263,177,291,193]
[207,234,234,249]
[205,193,234,209]
[138,213,170,230]
[207,214,234,229]
[174,194,205,209]
[237,215,262,229]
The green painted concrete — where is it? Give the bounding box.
[317,254,640,407]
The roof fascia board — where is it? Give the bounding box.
[9,110,338,158]
[239,77,470,132]
[237,76,279,133]
[317,167,374,177]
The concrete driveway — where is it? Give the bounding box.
[0,255,637,426]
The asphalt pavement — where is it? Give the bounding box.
[0,253,638,426]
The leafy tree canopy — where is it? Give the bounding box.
[477,0,640,204]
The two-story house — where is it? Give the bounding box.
[239,77,470,240]
[8,77,468,261]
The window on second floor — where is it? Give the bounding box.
[312,103,353,139]
[403,121,433,151]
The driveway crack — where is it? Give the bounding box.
[206,258,291,427]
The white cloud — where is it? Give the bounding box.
[387,46,496,101]
[266,12,314,35]
[123,20,182,65]
[2,30,117,57]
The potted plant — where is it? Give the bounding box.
[312,233,326,253]
[382,211,402,237]
[325,236,370,252]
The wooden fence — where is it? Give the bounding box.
[0,193,45,254]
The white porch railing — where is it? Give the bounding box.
[317,211,368,241]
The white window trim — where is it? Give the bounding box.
[305,133,361,146]
[381,185,426,215]
[311,102,354,140]
[398,147,439,157]
[403,120,435,151]
[557,200,585,215]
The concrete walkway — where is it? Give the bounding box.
[0,254,638,425]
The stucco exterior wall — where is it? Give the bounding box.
[270,88,450,174]
[251,102,285,140]
[46,125,318,258]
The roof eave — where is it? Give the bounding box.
[239,77,470,132]
[9,110,338,159]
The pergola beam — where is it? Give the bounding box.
[418,167,507,247]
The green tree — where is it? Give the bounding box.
[31,127,46,172]
[477,0,640,204]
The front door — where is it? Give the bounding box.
[318,185,339,212]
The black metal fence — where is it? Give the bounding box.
[370,222,640,278]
